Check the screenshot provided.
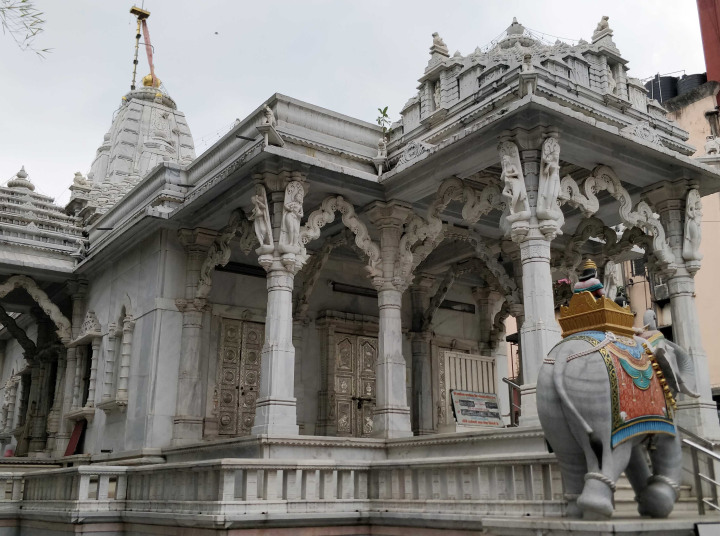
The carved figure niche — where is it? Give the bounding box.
[217,319,264,436]
[316,312,378,438]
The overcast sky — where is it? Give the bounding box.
[0,0,707,205]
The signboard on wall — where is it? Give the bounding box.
[450,390,503,427]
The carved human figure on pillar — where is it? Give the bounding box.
[682,189,703,264]
[499,140,530,238]
[537,135,564,237]
[249,184,273,252]
[279,181,305,253]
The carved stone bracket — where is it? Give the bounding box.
[421,265,460,332]
[0,276,72,344]
[300,196,382,278]
[491,301,511,343]
[558,165,675,272]
[196,209,257,300]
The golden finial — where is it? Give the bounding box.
[582,258,597,271]
[142,74,161,88]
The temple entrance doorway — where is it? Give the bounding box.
[333,334,377,437]
[217,319,264,436]
[316,312,378,438]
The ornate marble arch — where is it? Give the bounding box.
[399,177,505,282]
[559,217,617,282]
[300,196,381,278]
[558,165,675,271]
[0,302,36,356]
[295,229,353,318]
[0,275,72,343]
[196,209,257,300]
[606,227,652,259]
[442,226,520,306]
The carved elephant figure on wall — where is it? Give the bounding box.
[538,311,698,519]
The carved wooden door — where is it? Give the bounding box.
[218,319,264,436]
[334,335,377,437]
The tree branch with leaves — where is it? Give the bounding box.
[1,0,50,57]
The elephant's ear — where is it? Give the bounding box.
[654,346,699,398]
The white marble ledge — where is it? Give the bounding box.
[64,407,95,423]
[481,515,715,536]
[97,399,127,415]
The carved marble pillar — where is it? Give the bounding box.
[410,275,435,435]
[71,346,85,410]
[28,308,53,456]
[102,326,117,403]
[115,315,135,402]
[499,130,562,426]
[16,375,29,430]
[472,287,496,354]
[251,173,308,436]
[252,260,300,435]
[646,181,720,439]
[57,280,86,455]
[172,229,216,445]
[292,318,307,434]
[26,362,46,455]
[367,202,413,439]
[5,380,18,434]
[84,337,101,408]
[45,346,66,455]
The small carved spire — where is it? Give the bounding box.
[7,166,35,191]
[507,17,524,36]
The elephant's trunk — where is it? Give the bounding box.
[665,340,699,398]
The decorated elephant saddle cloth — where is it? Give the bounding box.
[565,330,675,448]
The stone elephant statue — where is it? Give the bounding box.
[538,310,699,519]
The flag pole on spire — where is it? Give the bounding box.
[129,6,150,90]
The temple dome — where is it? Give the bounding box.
[70,73,197,222]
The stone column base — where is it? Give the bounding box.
[251,397,299,436]
[172,416,203,446]
[519,383,540,427]
[676,399,720,441]
[372,406,413,438]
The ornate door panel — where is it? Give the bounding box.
[333,334,377,437]
[217,319,264,436]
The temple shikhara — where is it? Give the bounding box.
[1,9,720,535]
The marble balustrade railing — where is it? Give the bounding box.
[11,453,563,517]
